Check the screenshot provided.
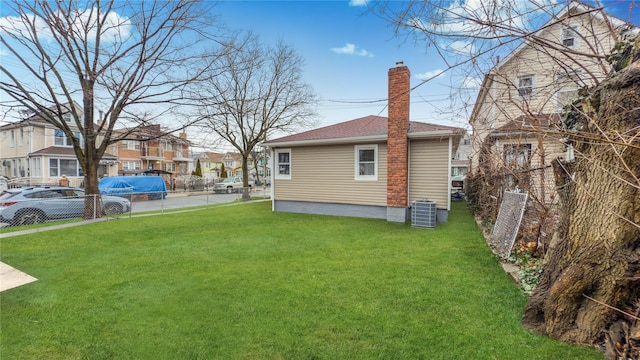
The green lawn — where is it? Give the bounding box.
[0,202,602,359]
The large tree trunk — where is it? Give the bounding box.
[241,154,251,202]
[82,151,102,220]
[522,62,640,349]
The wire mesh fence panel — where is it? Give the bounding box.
[1,187,271,229]
[0,193,131,227]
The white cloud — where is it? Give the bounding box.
[408,0,553,39]
[330,43,374,58]
[415,69,446,80]
[447,40,476,56]
[349,0,368,6]
[0,7,131,43]
[461,76,482,89]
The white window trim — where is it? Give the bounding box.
[517,74,535,99]
[355,144,378,181]
[561,25,579,48]
[274,148,291,180]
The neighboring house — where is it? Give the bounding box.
[468,2,631,204]
[109,125,192,188]
[220,152,241,177]
[220,152,256,180]
[451,131,471,189]
[194,151,225,183]
[0,102,118,187]
[263,62,464,223]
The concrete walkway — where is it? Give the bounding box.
[0,262,37,292]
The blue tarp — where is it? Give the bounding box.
[99,176,167,199]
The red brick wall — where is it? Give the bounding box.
[387,63,410,207]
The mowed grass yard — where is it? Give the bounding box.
[1,201,602,359]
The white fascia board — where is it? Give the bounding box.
[261,130,459,148]
[261,134,387,148]
[408,130,456,139]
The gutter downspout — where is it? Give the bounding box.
[447,136,452,211]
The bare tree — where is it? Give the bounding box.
[371,0,640,355]
[196,34,317,201]
[0,0,227,216]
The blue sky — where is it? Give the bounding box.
[213,0,640,131]
[215,1,466,129]
[2,1,639,136]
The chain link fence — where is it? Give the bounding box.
[1,187,270,229]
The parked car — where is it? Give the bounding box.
[0,186,131,226]
[213,177,251,194]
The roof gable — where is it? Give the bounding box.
[494,2,630,72]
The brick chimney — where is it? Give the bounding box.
[387,61,410,222]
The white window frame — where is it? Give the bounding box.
[31,158,41,177]
[275,148,291,180]
[355,144,378,181]
[9,130,15,147]
[122,161,141,171]
[54,130,83,147]
[49,158,83,177]
[561,25,578,48]
[122,140,140,150]
[517,75,535,99]
[163,162,176,173]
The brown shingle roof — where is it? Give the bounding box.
[264,115,461,145]
[201,151,224,162]
[493,114,561,133]
[30,146,117,159]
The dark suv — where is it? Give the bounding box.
[0,186,130,226]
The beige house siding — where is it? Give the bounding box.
[409,138,451,210]
[493,134,564,205]
[487,12,616,129]
[470,10,619,171]
[273,143,387,206]
[468,6,623,212]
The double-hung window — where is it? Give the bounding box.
[504,144,532,189]
[561,25,578,48]
[122,161,141,171]
[54,130,83,147]
[355,145,378,181]
[517,75,534,99]
[122,140,140,150]
[275,149,291,180]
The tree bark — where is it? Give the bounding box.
[522,62,640,346]
[241,153,251,202]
